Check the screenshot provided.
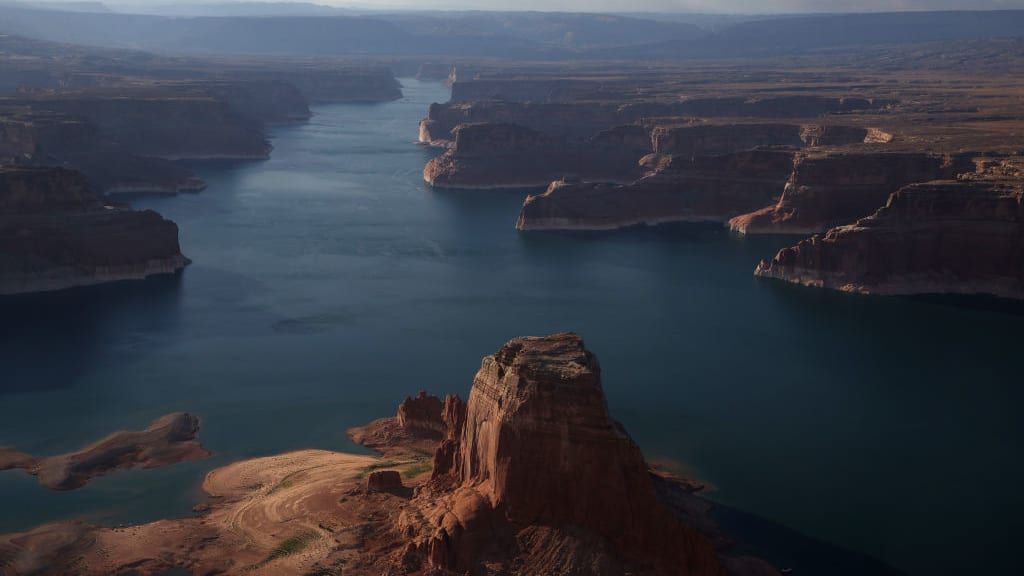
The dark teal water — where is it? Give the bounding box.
[1,79,1021,575]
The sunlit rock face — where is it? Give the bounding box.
[729,151,973,235]
[755,176,1024,299]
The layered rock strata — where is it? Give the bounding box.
[12,93,271,160]
[754,173,1024,298]
[517,150,796,230]
[420,97,892,147]
[424,122,650,189]
[347,391,446,455]
[729,151,973,235]
[399,332,726,575]
[0,166,189,295]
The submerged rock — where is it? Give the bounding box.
[0,412,209,490]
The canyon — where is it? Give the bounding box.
[754,160,1024,298]
[0,34,403,196]
[0,333,781,575]
[0,35,405,294]
[421,60,1024,299]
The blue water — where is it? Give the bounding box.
[1,79,1021,575]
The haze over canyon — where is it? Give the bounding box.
[1,4,1022,576]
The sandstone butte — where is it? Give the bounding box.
[0,333,779,575]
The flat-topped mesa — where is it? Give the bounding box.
[419,97,893,148]
[17,94,271,160]
[418,101,624,147]
[173,80,312,124]
[415,332,724,576]
[0,111,97,161]
[517,149,795,231]
[652,123,804,156]
[652,122,892,156]
[729,151,973,235]
[0,109,206,195]
[0,166,189,295]
[755,175,1024,299]
[423,122,649,189]
[245,66,402,104]
[0,164,97,214]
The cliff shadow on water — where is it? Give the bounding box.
[0,273,185,395]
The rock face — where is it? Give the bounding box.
[0,412,209,490]
[729,151,972,234]
[0,166,189,295]
[424,122,649,189]
[365,470,404,492]
[754,175,1024,298]
[419,98,892,147]
[652,123,803,156]
[348,391,447,456]
[235,66,402,104]
[518,150,795,231]
[17,93,271,160]
[405,333,724,576]
[397,391,445,436]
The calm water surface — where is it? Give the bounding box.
[1,79,1021,575]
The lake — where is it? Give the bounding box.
[1,78,1020,575]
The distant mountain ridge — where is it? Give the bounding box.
[1,3,1023,58]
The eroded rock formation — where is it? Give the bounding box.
[397,391,445,436]
[0,333,790,575]
[0,412,209,490]
[424,122,649,189]
[729,151,973,235]
[400,332,726,575]
[0,166,189,295]
[754,167,1024,298]
[517,150,795,230]
[348,391,446,455]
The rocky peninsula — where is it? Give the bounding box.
[427,59,1024,299]
[0,333,783,575]
[0,166,188,295]
[0,413,208,491]
[754,160,1024,299]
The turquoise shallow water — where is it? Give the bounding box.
[1,79,1021,575]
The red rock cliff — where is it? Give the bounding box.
[729,151,971,234]
[410,333,725,576]
[754,172,1024,298]
[424,122,649,189]
[517,149,795,231]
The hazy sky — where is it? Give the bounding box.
[314,0,1024,12]
[95,0,1024,12]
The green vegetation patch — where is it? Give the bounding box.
[354,460,399,480]
[401,461,433,478]
[262,532,317,565]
